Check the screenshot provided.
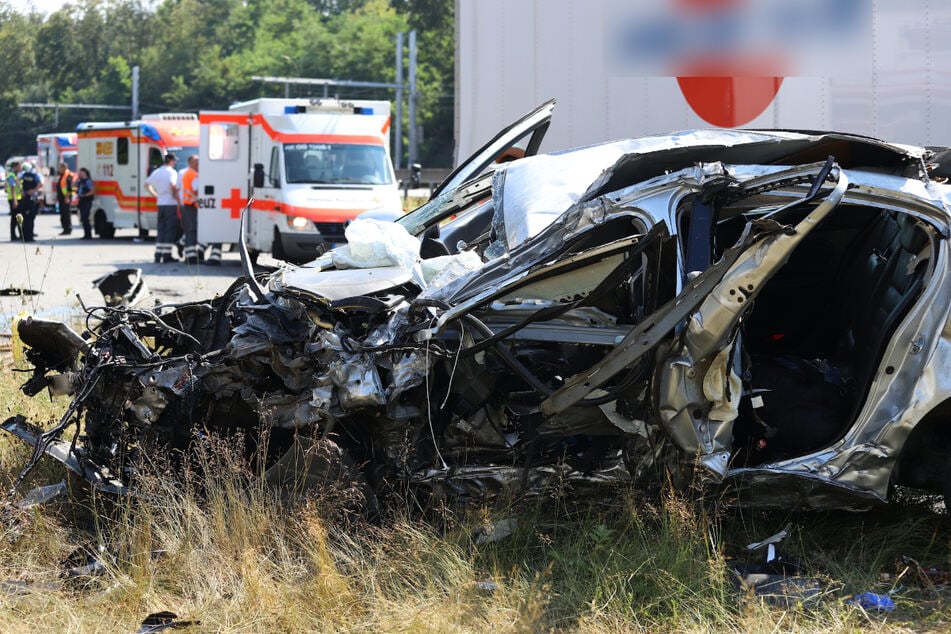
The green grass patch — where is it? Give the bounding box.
[0,360,949,631]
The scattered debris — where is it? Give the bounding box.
[735,573,823,608]
[92,268,149,307]
[61,545,110,580]
[849,591,896,612]
[14,480,67,510]
[730,524,822,608]
[474,580,499,594]
[474,518,518,545]
[136,611,199,633]
[889,555,951,588]
[0,287,41,297]
[0,579,61,596]
[745,523,793,553]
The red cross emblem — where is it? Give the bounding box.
[222,188,246,219]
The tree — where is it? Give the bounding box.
[0,0,457,165]
[391,0,454,165]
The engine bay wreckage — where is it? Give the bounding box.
[7,101,951,511]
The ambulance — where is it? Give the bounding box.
[76,114,199,238]
[36,133,77,211]
[198,98,401,262]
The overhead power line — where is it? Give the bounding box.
[18,102,132,127]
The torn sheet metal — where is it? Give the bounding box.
[92,268,149,307]
[15,481,67,510]
[2,416,128,495]
[3,115,951,513]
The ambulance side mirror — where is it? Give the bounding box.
[252,163,265,189]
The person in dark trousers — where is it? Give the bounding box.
[75,168,95,240]
[56,161,74,235]
[6,161,22,241]
[179,155,201,264]
[18,161,42,242]
[146,153,180,263]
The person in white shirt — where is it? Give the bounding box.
[146,153,180,263]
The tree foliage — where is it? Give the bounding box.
[0,0,454,166]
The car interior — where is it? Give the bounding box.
[703,198,936,465]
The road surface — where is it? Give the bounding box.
[0,198,282,331]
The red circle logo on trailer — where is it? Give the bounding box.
[673,0,785,128]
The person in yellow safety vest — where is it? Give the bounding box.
[179,155,202,264]
[56,162,74,236]
[5,161,22,241]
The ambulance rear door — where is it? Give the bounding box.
[198,112,250,244]
[112,125,144,231]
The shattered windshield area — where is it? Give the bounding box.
[283,143,392,185]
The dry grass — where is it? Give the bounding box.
[0,359,948,632]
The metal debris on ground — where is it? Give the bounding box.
[92,268,150,307]
[730,524,822,608]
[14,480,67,510]
[474,579,499,594]
[734,573,823,608]
[474,518,518,545]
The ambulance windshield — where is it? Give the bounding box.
[167,146,200,163]
[283,143,392,186]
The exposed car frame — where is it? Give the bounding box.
[6,102,951,512]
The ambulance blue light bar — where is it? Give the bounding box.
[140,124,162,142]
[283,105,375,114]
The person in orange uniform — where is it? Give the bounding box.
[56,162,74,236]
[179,154,201,264]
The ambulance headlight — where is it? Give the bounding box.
[287,216,311,230]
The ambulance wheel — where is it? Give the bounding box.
[94,210,115,239]
[272,228,287,261]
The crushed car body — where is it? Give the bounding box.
[7,100,951,511]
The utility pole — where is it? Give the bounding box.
[132,66,140,120]
[18,102,132,125]
[408,30,418,170]
[395,32,404,170]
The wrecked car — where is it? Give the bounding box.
[6,100,951,512]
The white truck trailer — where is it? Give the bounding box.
[455,0,951,159]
